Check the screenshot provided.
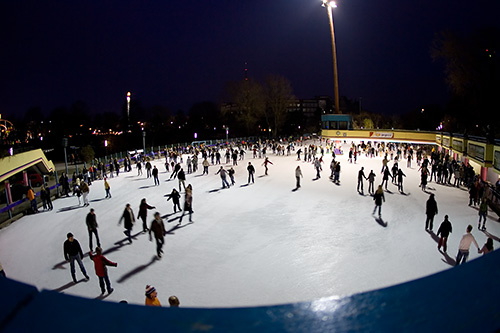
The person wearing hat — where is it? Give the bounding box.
[145,285,161,306]
[63,232,89,283]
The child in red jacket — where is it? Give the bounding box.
[89,247,117,295]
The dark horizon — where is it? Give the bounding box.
[1,0,499,120]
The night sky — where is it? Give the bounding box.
[1,0,499,120]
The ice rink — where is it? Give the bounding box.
[0,141,497,308]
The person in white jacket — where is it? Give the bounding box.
[295,166,303,189]
[455,225,479,265]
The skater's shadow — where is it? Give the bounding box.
[165,222,194,234]
[482,230,500,242]
[258,175,266,178]
[52,260,68,270]
[95,293,112,300]
[312,177,320,181]
[385,190,394,194]
[208,188,223,193]
[116,256,158,283]
[52,281,80,293]
[113,231,144,246]
[90,198,106,202]
[240,184,251,187]
[374,216,387,227]
[426,230,440,244]
[125,176,135,179]
[161,212,179,219]
[440,250,456,266]
[131,178,145,181]
[400,192,410,196]
[57,205,83,213]
[426,187,436,191]
[139,185,156,189]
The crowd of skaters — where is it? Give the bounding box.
[7,136,499,306]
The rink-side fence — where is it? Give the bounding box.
[1,246,499,332]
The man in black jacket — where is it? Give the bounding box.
[86,208,101,251]
[63,232,89,283]
[425,194,438,231]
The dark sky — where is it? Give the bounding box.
[1,0,499,120]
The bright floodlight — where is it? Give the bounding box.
[321,0,337,8]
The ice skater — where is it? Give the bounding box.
[138,198,156,232]
[149,212,166,258]
[478,198,488,230]
[216,166,230,188]
[425,194,438,231]
[104,177,111,198]
[119,203,135,243]
[437,215,452,252]
[262,157,273,175]
[152,165,160,186]
[357,167,367,194]
[166,188,182,213]
[314,157,322,179]
[86,208,101,250]
[295,166,303,189]
[179,184,193,224]
[455,225,479,265]
[247,162,255,184]
[381,168,392,190]
[367,170,376,195]
[89,246,117,295]
[372,185,385,216]
[63,232,89,283]
[228,167,236,185]
[397,169,406,193]
[145,285,161,306]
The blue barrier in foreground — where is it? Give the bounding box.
[1,249,499,332]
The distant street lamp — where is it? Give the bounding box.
[142,131,146,156]
[126,92,131,129]
[321,0,340,114]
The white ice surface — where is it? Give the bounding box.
[0,142,497,308]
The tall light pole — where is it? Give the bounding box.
[126,92,131,129]
[322,0,340,114]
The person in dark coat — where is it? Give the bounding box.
[437,215,452,252]
[89,247,117,295]
[357,167,367,194]
[59,172,70,196]
[179,184,193,224]
[149,212,166,258]
[119,203,135,243]
[177,168,186,191]
[397,169,406,193]
[247,162,255,184]
[425,194,438,231]
[372,185,385,216]
[63,232,89,283]
[86,208,101,250]
[152,165,160,186]
[138,198,155,232]
[166,188,182,212]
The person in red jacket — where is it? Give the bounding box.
[89,247,117,295]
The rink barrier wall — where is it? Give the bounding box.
[1,249,499,332]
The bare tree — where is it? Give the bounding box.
[264,75,295,136]
[225,79,265,135]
